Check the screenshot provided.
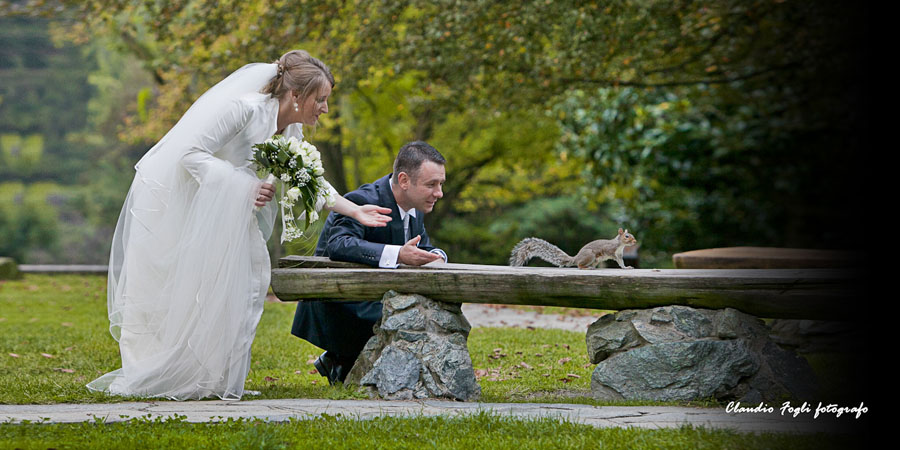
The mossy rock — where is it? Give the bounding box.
[0,257,22,280]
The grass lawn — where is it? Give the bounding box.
[1,414,857,450]
[0,274,703,405]
[0,274,866,448]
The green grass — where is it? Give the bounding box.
[1,413,855,449]
[0,274,714,406]
[0,274,869,447]
[0,274,370,404]
[0,274,856,407]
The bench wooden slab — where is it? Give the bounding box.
[672,247,863,269]
[272,256,860,320]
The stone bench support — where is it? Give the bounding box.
[346,291,480,401]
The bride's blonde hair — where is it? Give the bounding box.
[261,50,334,101]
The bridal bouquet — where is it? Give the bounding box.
[251,135,336,241]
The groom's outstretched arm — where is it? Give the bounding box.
[324,192,446,267]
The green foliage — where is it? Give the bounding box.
[0,16,97,183]
[0,183,59,262]
[0,1,867,264]
[338,69,427,189]
[0,175,128,264]
[0,17,154,263]
[0,133,43,174]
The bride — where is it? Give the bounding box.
[87,50,391,400]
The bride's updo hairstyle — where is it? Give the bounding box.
[261,50,335,101]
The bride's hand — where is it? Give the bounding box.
[354,204,393,227]
[255,182,275,207]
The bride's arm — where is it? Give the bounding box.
[181,98,251,182]
[326,195,392,228]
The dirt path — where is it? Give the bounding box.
[461,304,603,332]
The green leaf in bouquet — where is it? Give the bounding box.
[276,150,291,166]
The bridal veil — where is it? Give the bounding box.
[88,63,299,400]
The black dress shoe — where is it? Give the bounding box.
[313,352,343,385]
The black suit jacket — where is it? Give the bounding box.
[291,174,444,358]
[314,173,438,266]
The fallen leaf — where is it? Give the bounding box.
[41,353,54,358]
[534,353,543,357]
[566,373,581,379]
[8,353,19,358]
[65,346,75,352]
[308,369,318,375]
[557,357,571,365]
[29,318,38,323]
[61,322,73,327]
[519,362,532,370]
[310,380,317,385]
[474,369,489,378]
[0,317,6,322]
[264,376,279,382]
[53,368,75,373]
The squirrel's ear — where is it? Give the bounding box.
[618,228,624,234]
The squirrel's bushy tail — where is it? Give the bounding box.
[508,237,574,267]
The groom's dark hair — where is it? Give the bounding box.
[392,141,446,184]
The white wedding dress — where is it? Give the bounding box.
[87,63,306,400]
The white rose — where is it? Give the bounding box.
[286,187,301,202]
[288,138,302,155]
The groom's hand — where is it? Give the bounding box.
[398,235,442,266]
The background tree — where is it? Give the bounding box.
[1,0,867,265]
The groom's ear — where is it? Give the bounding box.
[396,171,411,189]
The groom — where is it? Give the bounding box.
[291,141,448,384]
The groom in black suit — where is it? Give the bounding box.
[291,141,448,384]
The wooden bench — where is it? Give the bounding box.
[272,255,860,320]
[672,246,863,270]
[273,255,862,401]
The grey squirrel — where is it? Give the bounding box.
[509,228,638,269]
